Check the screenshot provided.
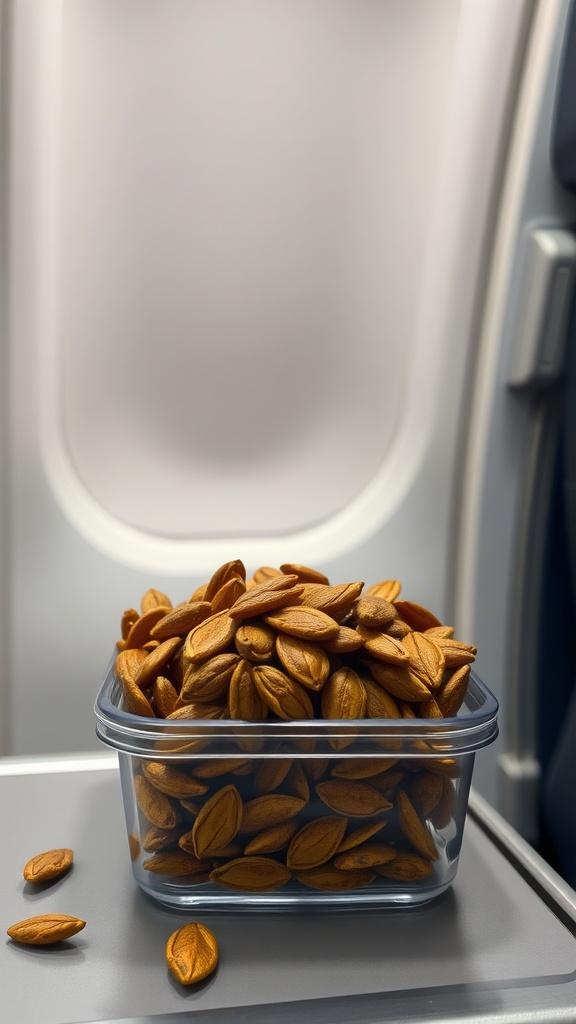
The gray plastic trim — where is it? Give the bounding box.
[497,386,563,840]
[508,229,576,387]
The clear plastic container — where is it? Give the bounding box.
[95,661,498,910]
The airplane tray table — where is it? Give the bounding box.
[1,754,576,1024]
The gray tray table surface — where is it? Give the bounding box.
[1,754,575,1024]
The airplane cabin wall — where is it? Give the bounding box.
[0,0,540,830]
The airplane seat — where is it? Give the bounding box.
[539,288,576,887]
[539,0,576,888]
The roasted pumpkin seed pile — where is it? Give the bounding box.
[116,561,477,892]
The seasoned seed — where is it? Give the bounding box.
[191,784,243,859]
[295,866,375,891]
[210,856,291,892]
[286,817,347,871]
[142,762,208,800]
[7,914,86,946]
[23,848,74,884]
[239,795,306,833]
[333,844,397,870]
[316,780,392,817]
[166,922,219,986]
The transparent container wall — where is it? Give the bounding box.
[117,749,475,910]
[97,661,497,909]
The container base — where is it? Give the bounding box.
[135,878,454,912]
